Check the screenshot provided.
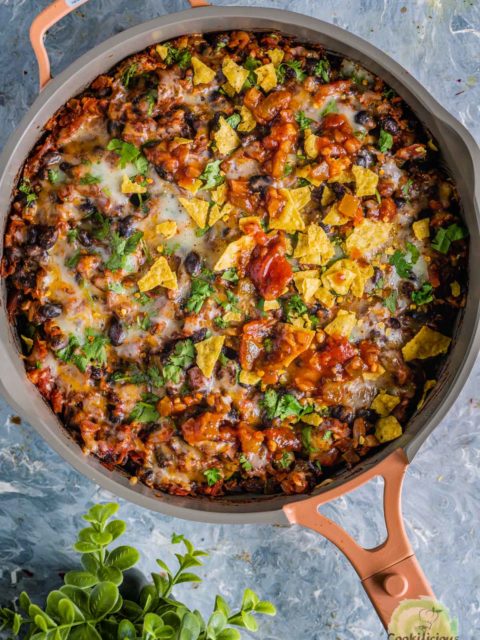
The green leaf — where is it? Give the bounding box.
[199,160,224,190]
[122,63,138,88]
[284,294,308,322]
[383,291,397,313]
[313,58,330,82]
[107,139,148,174]
[185,277,214,314]
[203,468,221,486]
[59,586,90,615]
[88,582,119,619]
[129,401,159,424]
[106,546,140,571]
[295,110,313,131]
[225,113,241,129]
[389,250,412,278]
[254,601,276,615]
[411,282,434,305]
[45,591,64,618]
[57,599,76,625]
[240,611,258,632]
[117,619,136,640]
[65,571,98,589]
[143,612,165,635]
[320,99,338,117]
[74,541,100,554]
[178,612,201,640]
[378,129,393,153]
[89,531,113,546]
[96,565,123,586]
[276,60,306,83]
[155,559,173,576]
[69,623,102,640]
[241,589,259,611]
[214,596,230,619]
[84,503,119,524]
[81,554,99,574]
[431,223,467,254]
[207,611,227,637]
[48,169,61,184]
[80,174,102,185]
[174,573,202,585]
[217,630,241,640]
[19,591,32,613]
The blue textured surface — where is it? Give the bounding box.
[0,1,479,638]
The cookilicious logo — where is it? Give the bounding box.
[388,597,458,640]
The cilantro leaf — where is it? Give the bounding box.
[48,169,60,184]
[225,113,241,129]
[57,330,109,373]
[313,58,330,83]
[320,99,338,117]
[295,111,313,131]
[277,451,293,469]
[239,454,253,471]
[411,283,434,305]
[277,60,306,84]
[122,63,137,88]
[105,231,143,272]
[129,400,159,423]
[107,139,148,174]
[406,241,420,264]
[199,160,224,190]
[389,250,412,278]
[185,277,214,314]
[262,389,313,421]
[431,223,468,254]
[221,268,239,283]
[378,129,393,153]
[18,180,36,205]
[65,250,81,269]
[383,291,397,313]
[284,294,308,322]
[162,339,195,383]
[204,467,222,486]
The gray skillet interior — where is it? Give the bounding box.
[0,7,479,524]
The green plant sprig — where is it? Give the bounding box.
[0,503,275,640]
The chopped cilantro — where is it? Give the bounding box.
[406,241,420,264]
[122,63,138,88]
[277,60,306,83]
[214,317,229,329]
[411,283,434,305]
[106,139,148,174]
[66,229,78,244]
[295,110,313,131]
[283,163,294,176]
[284,294,308,322]
[107,282,126,294]
[301,426,318,454]
[18,180,36,205]
[239,454,253,471]
[378,129,393,153]
[262,389,313,421]
[129,399,159,423]
[163,45,192,69]
[431,223,468,254]
[162,339,195,383]
[185,277,214,314]
[204,467,221,486]
[314,59,330,82]
[57,330,109,373]
[91,211,111,240]
[145,91,156,116]
[47,169,60,184]
[277,451,293,469]
[389,243,419,279]
[65,250,81,269]
[221,268,239,283]
[199,160,224,190]
[384,291,397,313]
[226,113,241,129]
[320,99,339,117]
[401,178,413,199]
[80,174,101,185]
[105,231,143,272]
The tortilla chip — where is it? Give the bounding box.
[178,196,210,228]
[293,270,321,302]
[371,393,400,417]
[450,281,461,297]
[362,365,385,381]
[338,193,361,218]
[208,204,224,227]
[137,256,177,292]
[375,416,402,443]
[214,116,240,156]
[172,137,192,146]
[417,379,436,410]
[182,179,203,195]
[304,129,320,160]
[352,165,379,197]
[222,57,250,93]
[412,218,430,240]
[294,224,335,266]
[324,309,357,338]
[402,326,451,361]
[263,299,280,311]
[239,370,261,385]
[195,335,225,378]
[213,235,256,271]
[156,220,177,239]
[212,182,228,206]
[237,105,256,133]
[269,188,309,233]
[323,203,349,226]
[315,286,336,309]
[223,311,242,323]
[321,185,335,207]
[191,56,216,85]
[276,325,315,367]
[156,44,169,60]
[301,413,323,427]
[121,174,147,194]
[267,48,285,66]
[255,63,277,92]
[322,259,358,296]
[328,169,353,184]
[345,219,392,257]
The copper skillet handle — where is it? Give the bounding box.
[283,449,434,629]
[29,0,210,91]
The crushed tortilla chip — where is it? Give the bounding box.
[121,174,147,194]
[375,416,402,443]
[156,220,177,239]
[267,48,284,66]
[178,196,210,228]
[352,165,379,197]
[269,187,310,233]
[222,57,249,93]
[293,270,321,302]
[412,218,430,240]
[211,182,228,206]
[238,215,262,232]
[239,370,261,385]
[322,259,369,296]
[328,169,353,184]
[417,379,437,410]
[402,326,451,361]
[276,325,315,367]
[316,287,336,309]
[255,63,277,92]
[182,179,202,194]
[191,56,216,85]
[237,105,256,132]
[323,203,349,226]
[321,185,335,207]
[263,299,280,311]
[450,281,461,297]
[301,413,323,427]
[137,256,177,292]
[345,219,392,257]
[294,224,335,266]
[324,310,357,338]
[371,393,400,417]
[223,311,242,322]
[207,204,225,227]
[156,44,169,60]
[362,365,385,381]
[214,116,240,155]
[304,129,319,160]
[195,335,225,378]
[213,235,256,271]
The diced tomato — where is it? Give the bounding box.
[247,234,292,300]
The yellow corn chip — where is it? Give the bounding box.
[362,365,385,381]
[263,299,280,311]
[222,57,249,93]
[371,393,400,417]
[223,311,242,323]
[195,335,225,378]
[156,44,169,60]
[352,165,379,197]
[214,116,240,156]
[191,56,216,85]
[182,179,202,195]
[212,182,228,206]
[178,196,210,228]
[172,137,192,146]
[412,218,430,240]
[156,220,177,239]
[315,286,336,309]
[255,63,277,92]
[323,203,349,226]
[267,48,285,66]
[375,416,402,443]
[293,270,321,302]
[450,281,460,297]
[239,370,261,386]
[321,185,335,207]
[121,174,147,194]
[294,223,335,266]
[304,129,319,160]
[324,309,357,338]
[237,105,256,133]
[213,235,256,271]
[328,169,353,184]
[301,413,323,427]
[137,256,177,292]
[345,219,392,257]
[417,379,436,410]
[208,204,224,227]
[402,326,451,361]
[322,259,358,296]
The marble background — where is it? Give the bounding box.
[0,1,479,638]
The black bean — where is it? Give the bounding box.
[109,316,126,346]
[80,199,96,215]
[222,346,237,360]
[381,116,400,135]
[129,193,149,208]
[117,216,135,238]
[394,197,406,208]
[372,266,383,285]
[387,317,401,329]
[354,149,376,168]
[184,251,202,276]
[354,110,375,128]
[59,161,73,172]
[38,226,58,250]
[248,174,272,194]
[78,230,93,247]
[330,405,354,423]
[90,366,103,380]
[330,182,347,197]
[107,120,123,137]
[38,303,62,320]
[191,328,208,343]
[311,185,325,202]
[154,165,169,180]
[356,408,379,422]
[401,281,415,297]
